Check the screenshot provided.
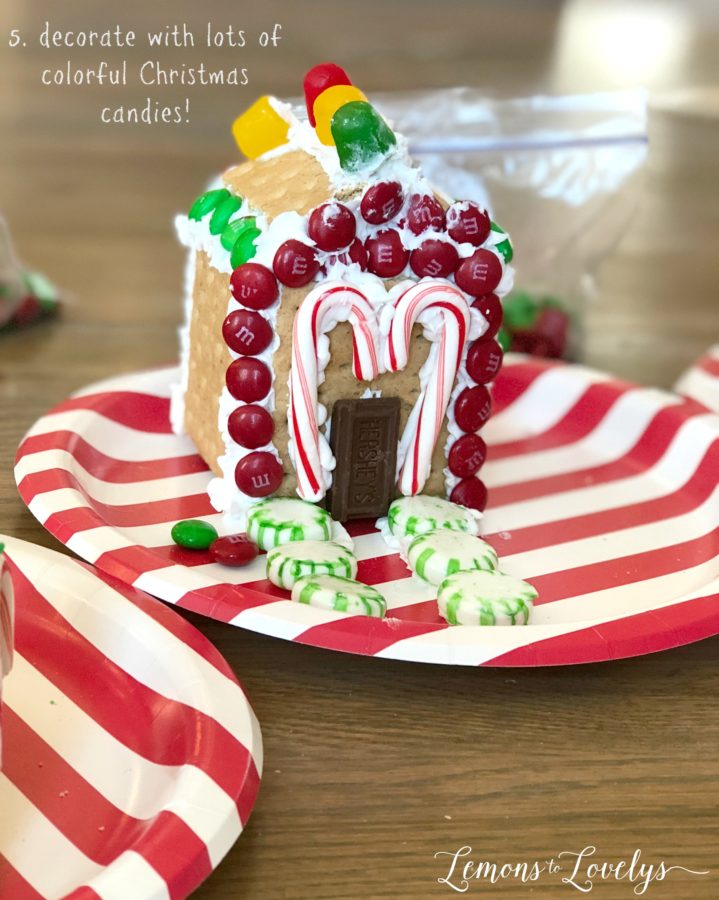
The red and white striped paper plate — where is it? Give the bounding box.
[0,536,262,900]
[675,343,719,415]
[14,357,719,667]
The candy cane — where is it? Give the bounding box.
[289,281,381,501]
[385,280,471,496]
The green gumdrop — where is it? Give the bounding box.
[503,291,539,331]
[221,216,257,251]
[171,519,218,550]
[189,188,229,221]
[230,227,262,267]
[330,101,396,172]
[209,194,242,235]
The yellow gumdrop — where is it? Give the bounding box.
[313,85,367,146]
[232,95,289,159]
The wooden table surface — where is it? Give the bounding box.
[1,1,717,897]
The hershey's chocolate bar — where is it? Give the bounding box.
[327,398,401,521]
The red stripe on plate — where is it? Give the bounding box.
[529,529,719,604]
[489,380,630,459]
[489,399,702,507]
[489,359,556,414]
[487,592,719,666]
[0,857,44,900]
[293,614,445,655]
[52,392,173,433]
[17,430,207,482]
[486,439,719,556]
[10,562,259,798]
[42,492,215,534]
[356,553,411,585]
[3,707,213,898]
[698,356,719,378]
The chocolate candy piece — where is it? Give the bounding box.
[327,398,401,521]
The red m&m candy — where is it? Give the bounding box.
[308,202,356,251]
[235,451,283,497]
[365,230,409,277]
[230,263,278,310]
[466,339,504,384]
[450,477,488,512]
[455,249,503,296]
[222,309,273,356]
[228,404,274,449]
[360,181,403,225]
[446,202,491,246]
[226,358,272,402]
[210,533,259,567]
[454,385,492,433]
[273,240,320,287]
[409,239,459,278]
[472,293,503,340]
[407,194,445,235]
[448,433,487,478]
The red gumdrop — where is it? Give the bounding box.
[454,385,492,433]
[407,193,446,235]
[360,182,404,225]
[230,263,279,310]
[210,533,259,567]
[409,239,459,278]
[455,249,503,296]
[228,404,275,449]
[308,202,356,251]
[446,202,491,246]
[304,63,352,127]
[234,451,284,497]
[226,358,272,402]
[471,293,503,340]
[222,309,273,356]
[466,339,504,385]
[450,477,488,512]
[448,433,487,478]
[365,230,409,277]
[273,240,320,287]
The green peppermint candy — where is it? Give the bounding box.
[230,226,262,268]
[188,188,230,221]
[266,540,357,590]
[247,498,333,551]
[171,519,218,551]
[437,570,537,626]
[387,496,480,541]
[291,574,387,619]
[221,216,257,251]
[209,194,243,235]
[407,530,498,585]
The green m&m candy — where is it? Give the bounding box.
[171,519,218,550]
[209,193,243,235]
[330,101,396,172]
[230,227,262,268]
[188,188,230,221]
[221,216,257,251]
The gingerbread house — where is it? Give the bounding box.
[171,64,512,526]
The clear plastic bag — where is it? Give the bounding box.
[376,89,648,359]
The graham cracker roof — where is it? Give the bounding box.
[222,149,334,220]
